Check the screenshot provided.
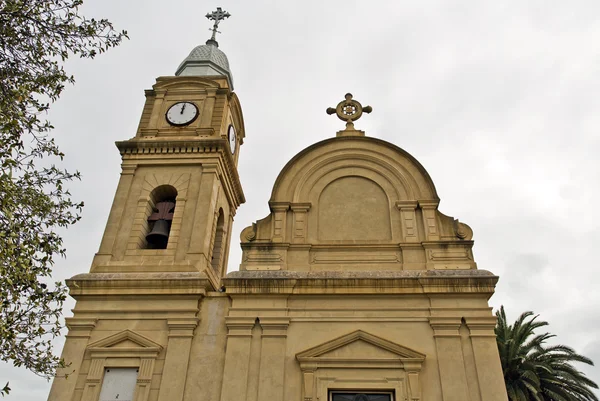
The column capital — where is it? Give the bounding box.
[269,201,291,212]
[395,200,418,210]
[290,202,312,212]
[464,316,497,337]
[418,200,440,209]
[225,316,256,337]
[167,318,199,338]
[65,318,97,338]
[259,317,290,338]
[121,164,137,175]
[429,317,462,337]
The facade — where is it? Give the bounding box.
[47,19,508,401]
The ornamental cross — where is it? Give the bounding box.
[206,7,231,41]
[327,93,372,134]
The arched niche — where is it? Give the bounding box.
[317,176,391,241]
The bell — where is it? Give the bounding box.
[146,219,170,248]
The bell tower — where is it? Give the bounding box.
[91,8,244,289]
[47,8,245,401]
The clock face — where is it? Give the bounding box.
[166,102,199,126]
[228,124,236,154]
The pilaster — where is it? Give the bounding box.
[93,165,136,266]
[187,164,220,261]
[429,317,470,401]
[220,317,256,401]
[257,317,290,401]
[47,318,97,401]
[464,317,509,401]
[269,202,290,243]
[419,200,440,241]
[291,203,311,244]
[396,201,419,242]
[157,319,199,401]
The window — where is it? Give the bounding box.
[330,392,393,401]
[210,209,225,274]
[98,368,139,401]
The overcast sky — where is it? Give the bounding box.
[3,1,600,399]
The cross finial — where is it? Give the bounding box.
[206,7,231,44]
[326,93,373,136]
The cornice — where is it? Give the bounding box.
[67,272,215,297]
[223,270,498,295]
[115,138,245,206]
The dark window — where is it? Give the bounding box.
[330,392,393,401]
[211,210,226,274]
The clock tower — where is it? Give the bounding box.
[47,8,245,401]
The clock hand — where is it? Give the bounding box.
[180,103,186,114]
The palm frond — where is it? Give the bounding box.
[495,306,598,401]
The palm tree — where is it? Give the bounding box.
[495,306,598,401]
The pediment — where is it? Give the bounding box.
[296,330,425,363]
[87,329,162,354]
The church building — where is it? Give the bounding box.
[47,8,508,401]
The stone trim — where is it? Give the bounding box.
[464,316,498,338]
[259,317,290,338]
[67,272,214,297]
[81,330,162,401]
[429,317,462,337]
[225,317,256,337]
[296,330,425,401]
[65,318,97,338]
[224,270,498,295]
[167,318,199,338]
[116,138,245,206]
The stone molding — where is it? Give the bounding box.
[224,270,498,295]
[429,317,462,337]
[81,330,162,401]
[67,272,215,297]
[116,138,245,207]
[296,330,425,401]
[259,317,290,338]
[86,330,163,358]
[270,136,439,202]
[464,316,498,337]
[225,316,256,337]
[167,318,200,338]
[65,318,97,338]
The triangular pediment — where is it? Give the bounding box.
[296,330,425,362]
[87,329,162,352]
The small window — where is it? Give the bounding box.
[330,392,393,401]
[98,368,139,401]
[211,209,225,274]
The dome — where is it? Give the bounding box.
[175,40,234,89]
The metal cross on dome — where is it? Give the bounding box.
[206,7,231,42]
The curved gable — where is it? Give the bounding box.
[270,136,438,203]
[239,135,476,272]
